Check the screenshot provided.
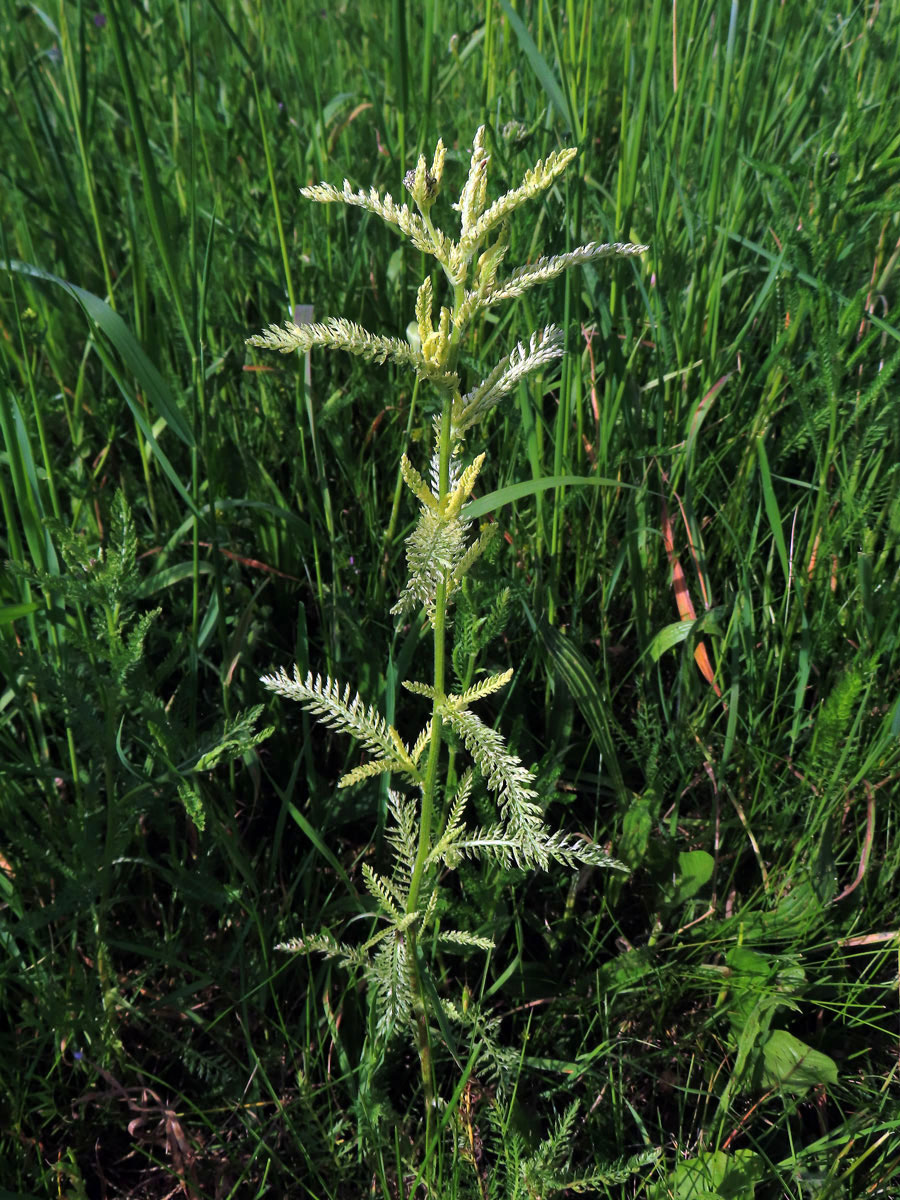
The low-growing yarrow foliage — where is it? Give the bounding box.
[248,126,646,1152]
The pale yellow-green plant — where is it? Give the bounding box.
[248,126,646,1169]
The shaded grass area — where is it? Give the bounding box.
[1,0,899,1196]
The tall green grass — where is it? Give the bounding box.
[2,1,899,1196]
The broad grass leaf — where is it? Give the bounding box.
[0,391,60,575]
[464,473,629,520]
[0,601,41,624]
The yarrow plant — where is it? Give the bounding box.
[248,127,647,1179]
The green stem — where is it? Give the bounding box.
[409,944,436,1160]
[405,400,453,1167]
[408,586,447,932]
[399,201,466,1176]
[407,407,453,909]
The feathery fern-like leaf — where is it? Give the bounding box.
[299,179,451,260]
[372,931,416,1037]
[338,758,403,788]
[440,704,544,837]
[449,669,513,708]
[486,240,648,306]
[247,315,419,364]
[458,145,579,253]
[275,929,368,970]
[362,862,404,918]
[391,508,473,621]
[452,326,564,435]
[260,668,417,778]
[438,929,495,952]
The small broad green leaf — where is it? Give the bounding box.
[723,947,777,1034]
[596,946,653,992]
[649,1149,764,1200]
[609,789,658,904]
[726,947,770,976]
[649,608,726,663]
[665,849,715,906]
[767,878,825,932]
[648,619,695,660]
[756,1029,838,1092]
[619,793,655,869]
[728,1004,770,1103]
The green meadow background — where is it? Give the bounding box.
[2,1,899,1196]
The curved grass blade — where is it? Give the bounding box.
[497,0,573,132]
[4,260,194,447]
[528,612,629,806]
[465,472,635,520]
[0,387,59,575]
[4,261,198,517]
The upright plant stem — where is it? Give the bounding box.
[405,402,453,1157]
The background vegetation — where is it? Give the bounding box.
[2,0,899,1196]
